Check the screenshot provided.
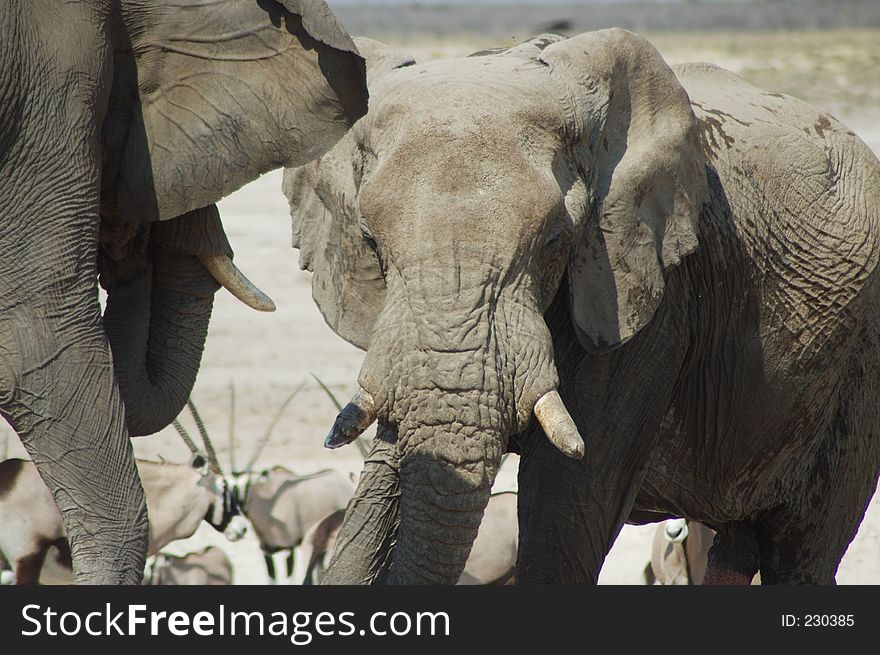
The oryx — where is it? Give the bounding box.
[143,546,234,585]
[210,379,359,583]
[293,508,346,585]
[0,404,245,585]
[643,519,715,585]
[235,466,355,583]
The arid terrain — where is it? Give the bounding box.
[3,27,878,585]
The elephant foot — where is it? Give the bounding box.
[703,521,760,585]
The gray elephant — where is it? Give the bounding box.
[0,0,367,583]
[283,30,880,585]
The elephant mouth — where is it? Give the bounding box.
[97,205,275,436]
[99,208,276,314]
[326,384,584,461]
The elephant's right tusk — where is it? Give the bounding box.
[325,387,377,449]
[533,390,585,460]
[199,255,276,312]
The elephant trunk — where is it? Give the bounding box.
[321,428,400,585]
[101,206,229,436]
[378,340,519,585]
[387,410,503,585]
[324,288,581,584]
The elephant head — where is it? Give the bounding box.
[98,0,368,435]
[284,30,706,584]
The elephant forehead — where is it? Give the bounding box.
[360,148,562,249]
[367,56,566,142]
[360,122,562,233]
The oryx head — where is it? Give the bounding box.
[174,406,247,542]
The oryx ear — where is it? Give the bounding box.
[542,30,707,352]
[285,40,416,350]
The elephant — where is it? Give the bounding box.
[0,0,367,583]
[282,30,880,585]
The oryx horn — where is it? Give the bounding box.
[243,380,308,472]
[228,380,237,474]
[187,399,224,475]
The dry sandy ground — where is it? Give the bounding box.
[2,31,878,585]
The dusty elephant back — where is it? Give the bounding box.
[675,62,880,325]
[633,63,880,520]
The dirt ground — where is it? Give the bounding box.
[2,30,878,585]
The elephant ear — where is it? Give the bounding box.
[109,0,367,223]
[283,40,416,350]
[541,30,707,352]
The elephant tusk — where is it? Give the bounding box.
[199,255,276,312]
[325,387,377,449]
[533,390,585,460]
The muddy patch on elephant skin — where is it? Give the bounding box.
[813,114,834,138]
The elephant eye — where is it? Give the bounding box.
[543,216,574,251]
[543,231,567,251]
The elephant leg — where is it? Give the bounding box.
[702,522,759,585]
[517,421,664,583]
[758,334,880,585]
[516,285,689,584]
[1,311,148,584]
[0,4,147,584]
[0,152,148,584]
[516,381,678,584]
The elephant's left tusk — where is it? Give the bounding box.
[200,255,276,312]
[533,390,585,459]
